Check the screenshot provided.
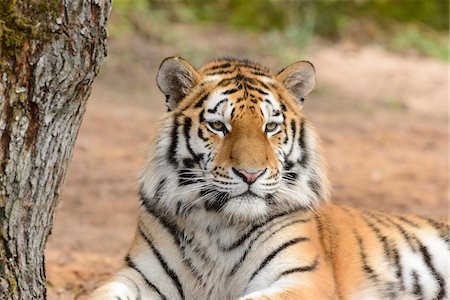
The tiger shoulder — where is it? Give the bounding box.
[90,57,449,300]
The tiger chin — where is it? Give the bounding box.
[90,57,449,300]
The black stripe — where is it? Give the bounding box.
[194,93,209,108]
[276,256,319,280]
[197,128,208,142]
[417,243,446,299]
[180,238,205,282]
[396,216,420,228]
[125,255,167,300]
[250,70,270,77]
[261,219,311,244]
[178,237,209,282]
[182,117,202,164]
[365,211,392,228]
[139,196,210,288]
[424,217,450,246]
[222,88,240,95]
[308,179,321,198]
[138,226,184,299]
[182,117,194,155]
[248,237,308,282]
[167,114,180,166]
[377,214,418,251]
[203,190,229,211]
[206,69,234,76]
[218,212,292,251]
[391,247,404,291]
[411,271,423,297]
[206,62,231,71]
[228,218,309,277]
[178,167,198,186]
[283,160,295,171]
[353,225,397,298]
[178,253,202,282]
[140,192,183,246]
[283,172,298,184]
[353,228,400,299]
[199,110,205,123]
[298,119,309,167]
[314,215,330,258]
[425,217,450,232]
[282,124,289,144]
[254,79,270,90]
[230,107,236,118]
[264,193,275,204]
[354,230,379,281]
[217,78,233,87]
[207,99,228,113]
[361,215,404,292]
[363,214,395,261]
[286,120,297,157]
[246,84,268,95]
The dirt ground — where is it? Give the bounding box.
[45,24,448,299]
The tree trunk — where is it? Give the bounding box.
[0,0,111,299]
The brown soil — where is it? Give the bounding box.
[45,24,448,299]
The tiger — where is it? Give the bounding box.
[90,57,449,300]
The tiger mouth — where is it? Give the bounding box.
[203,189,268,212]
[229,190,260,200]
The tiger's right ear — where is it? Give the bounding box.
[157,57,201,111]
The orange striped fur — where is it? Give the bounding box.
[91,57,449,300]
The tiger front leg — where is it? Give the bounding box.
[239,285,338,300]
[238,260,338,300]
[90,281,138,300]
[89,268,161,300]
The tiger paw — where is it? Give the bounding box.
[89,282,138,300]
[239,294,274,300]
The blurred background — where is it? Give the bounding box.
[45,0,448,298]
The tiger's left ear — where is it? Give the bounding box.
[157,57,201,111]
[276,61,316,105]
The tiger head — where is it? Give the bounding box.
[140,57,329,222]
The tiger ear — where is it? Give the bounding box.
[157,57,201,111]
[276,61,316,105]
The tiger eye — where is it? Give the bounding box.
[211,121,225,130]
[208,121,229,134]
[265,122,279,133]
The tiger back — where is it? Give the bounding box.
[90,57,449,300]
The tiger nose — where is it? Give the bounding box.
[232,168,266,184]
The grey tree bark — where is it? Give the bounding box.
[0,0,112,299]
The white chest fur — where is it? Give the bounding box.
[135,207,309,300]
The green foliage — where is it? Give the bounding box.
[310,0,449,39]
[389,26,449,61]
[113,0,449,60]
[145,0,448,33]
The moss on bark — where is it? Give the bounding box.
[0,0,60,57]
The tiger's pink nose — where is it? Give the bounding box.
[232,168,266,184]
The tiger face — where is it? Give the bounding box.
[140,57,329,222]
